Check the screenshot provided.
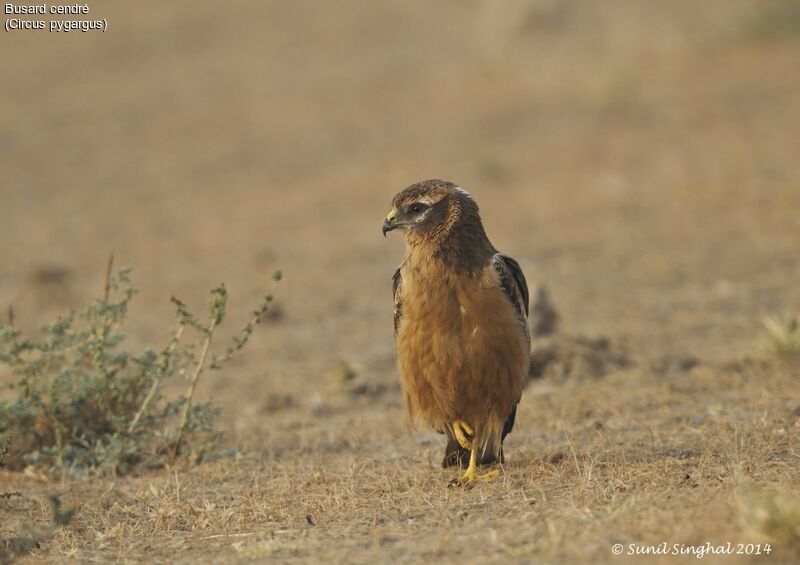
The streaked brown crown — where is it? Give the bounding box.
[392,179,464,209]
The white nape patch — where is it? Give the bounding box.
[453,186,473,200]
[471,326,480,337]
[460,305,468,314]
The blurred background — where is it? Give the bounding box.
[2,0,799,430]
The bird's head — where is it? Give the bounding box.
[382,179,479,243]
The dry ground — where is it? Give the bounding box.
[2,1,800,563]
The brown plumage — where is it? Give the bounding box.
[383,179,530,486]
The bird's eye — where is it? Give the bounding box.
[408,203,427,214]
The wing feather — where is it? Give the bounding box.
[492,253,530,334]
[491,253,530,443]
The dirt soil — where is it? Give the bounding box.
[2,1,800,563]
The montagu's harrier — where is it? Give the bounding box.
[383,179,530,487]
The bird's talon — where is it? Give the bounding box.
[449,464,501,488]
[447,478,476,490]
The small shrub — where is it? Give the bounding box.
[757,313,800,359]
[745,1,800,42]
[739,489,800,557]
[0,432,9,469]
[0,264,280,478]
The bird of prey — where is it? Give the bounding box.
[383,179,530,487]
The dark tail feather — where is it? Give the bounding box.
[502,405,517,441]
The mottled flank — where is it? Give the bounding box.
[387,180,530,467]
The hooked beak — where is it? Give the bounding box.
[382,210,399,237]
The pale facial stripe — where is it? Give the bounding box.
[415,195,437,206]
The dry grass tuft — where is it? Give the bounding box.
[757,314,800,360]
[745,0,800,42]
[738,489,800,556]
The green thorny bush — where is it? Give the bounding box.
[0,264,281,479]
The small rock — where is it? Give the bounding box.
[528,334,630,381]
[529,285,559,337]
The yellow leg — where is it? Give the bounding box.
[448,445,500,488]
[452,420,474,450]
